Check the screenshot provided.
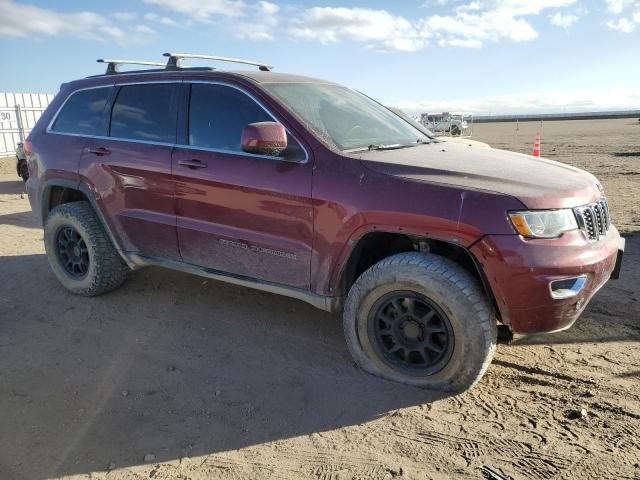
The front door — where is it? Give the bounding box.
[172,82,313,289]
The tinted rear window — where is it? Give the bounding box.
[51,87,111,135]
[110,84,175,143]
[188,84,272,151]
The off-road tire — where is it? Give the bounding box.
[44,201,129,296]
[343,252,497,392]
[18,160,28,181]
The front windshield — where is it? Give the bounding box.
[263,83,431,152]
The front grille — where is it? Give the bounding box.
[574,198,610,241]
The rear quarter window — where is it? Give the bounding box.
[110,84,175,143]
[50,87,111,136]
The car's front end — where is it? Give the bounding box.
[351,139,625,336]
[471,205,623,334]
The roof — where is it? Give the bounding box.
[81,68,333,87]
[224,70,334,85]
[81,54,336,86]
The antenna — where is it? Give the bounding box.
[163,53,274,71]
[97,59,166,75]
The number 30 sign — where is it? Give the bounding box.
[0,110,15,122]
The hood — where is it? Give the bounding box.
[357,142,601,209]
[438,137,491,149]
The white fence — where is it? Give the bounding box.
[0,92,55,155]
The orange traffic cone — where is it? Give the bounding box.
[532,132,541,157]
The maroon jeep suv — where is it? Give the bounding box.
[24,54,624,392]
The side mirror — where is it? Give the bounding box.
[241,121,287,156]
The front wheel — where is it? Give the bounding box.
[343,252,496,392]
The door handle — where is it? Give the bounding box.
[87,147,111,156]
[178,159,208,169]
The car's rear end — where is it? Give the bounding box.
[23,80,100,223]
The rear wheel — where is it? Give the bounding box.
[18,160,28,181]
[44,201,129,296]
[343,252,496,392]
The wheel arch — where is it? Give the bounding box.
[334,230,501,320]
[40,179,135,268]
[41,179,89,223]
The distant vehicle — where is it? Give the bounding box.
[15,142,28,181]
[24,53,624,393]
[388,107,490,148]
[421,112,468,136]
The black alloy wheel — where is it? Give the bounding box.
[19,161,29,181]
[367,291,454,375]
[56,225,90,278]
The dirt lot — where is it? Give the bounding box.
[0,118,639,480]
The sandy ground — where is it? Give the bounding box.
[0,118,639,480]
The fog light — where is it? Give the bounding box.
[549,275,587,299]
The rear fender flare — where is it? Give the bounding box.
[40,179,135,268]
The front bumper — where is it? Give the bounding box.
[471,227,623,334]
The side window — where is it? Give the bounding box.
[110,84,175,143]
[188,84,272,151]
[51,87,111,135]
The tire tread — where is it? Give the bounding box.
[343,252,496,392]
[44,201,128,296]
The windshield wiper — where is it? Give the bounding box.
[346,140,431,153]
[368,143,404,151]
[367,139,431,151]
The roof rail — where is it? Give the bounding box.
[97,59,166,75]
[163,53,273,72]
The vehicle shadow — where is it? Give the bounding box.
[0,211,40,229]
[1,233,637,479]
[0,179,26,196]
[0,253,444,480]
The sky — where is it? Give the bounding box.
[0,0,639,115]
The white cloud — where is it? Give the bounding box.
[422,0,454,7]
[133,25,156,35]
[5,0,634,52]
[606,17,636,31]
[0,0,155,44]
[393,88,640,115]
[289,7,424,52]
[604,0,640,32]
[549,12,579,27]
[113,11,137,22]
[143,0,245,21]
[605,0,637,14]
[144,12,179,26]
[143,0,279,40]
[235,1,280,40]
[289,0,579,52]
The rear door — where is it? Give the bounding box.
[172,82,313,288]
[79,82,181,260]
[45,84,113,187]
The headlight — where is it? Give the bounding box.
[509,209,578,238]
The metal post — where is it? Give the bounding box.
[15,104,25,143]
